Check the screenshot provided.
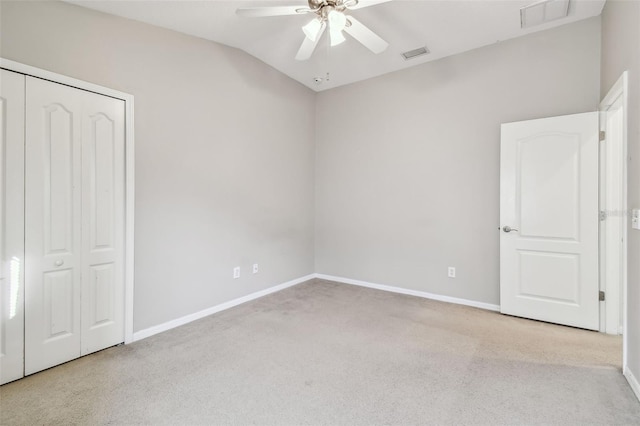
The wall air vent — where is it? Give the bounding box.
[401,47,430,61]
[520,0,570,28]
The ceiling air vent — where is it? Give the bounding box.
[520,0,570,28]
[401,47,430,61]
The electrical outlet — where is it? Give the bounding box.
[448,267,456,278]
[233,267,240,279]
[252,264,259,274]
[632,209,640,230]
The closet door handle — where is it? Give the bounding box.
[54,260,64,267]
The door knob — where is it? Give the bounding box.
[502,226,519,233]
[55,260,64,266]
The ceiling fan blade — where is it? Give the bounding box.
[345,0,393,10]
[344,16,388,54]
[236,6,309,18]
[296,23,326,61]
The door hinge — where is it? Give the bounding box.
[599,291,605,301]
[600,210,607,221]
[599,130,606,141]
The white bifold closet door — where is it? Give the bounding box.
[0,69,26,384]
[24,76,125,375]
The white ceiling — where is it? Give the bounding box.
[66,0,606,91]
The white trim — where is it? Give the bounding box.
[0,58,136,345]
[124,97,135,344]
[315,274,501,312]
[0,59,132,102]
[134,272,501,342]
[599,71,629,367]
[132,274,316,342]
[624,366,640,403]
[601,70,629,109]
[598,110,607,334]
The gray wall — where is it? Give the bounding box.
[0,1,612,343]
[0,1,316,332]
[601,0,640,385]
[315,18,602,305]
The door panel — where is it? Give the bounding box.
[89,115,116,250]
[81,94,125,355]
[45,104,75,254]
[518,251,579,303]
[519,135,580,240]
[90,264,115,324]
[25,76,83,375]
[500,112,599,330]
[0,70,26,385]
[44,270,75,337]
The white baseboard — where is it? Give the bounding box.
[132,274,315,342]
[624,365,640,402]
[315,274,500,312]
[133,272,501,342]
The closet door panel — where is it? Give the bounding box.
[25,76,83,375]
[0,70,26,385]
[81,93,125,355]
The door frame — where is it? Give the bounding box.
[599,71,628,363]
[0,58,136,344]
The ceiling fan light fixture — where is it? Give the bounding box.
[330,29,346,46]
[327,9,347,31]
[328,9,347,46]
[302,18,323,41]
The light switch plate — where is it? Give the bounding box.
[632,209,640,230]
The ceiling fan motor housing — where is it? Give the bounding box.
[309,0,330,10]
[308,0,350,13]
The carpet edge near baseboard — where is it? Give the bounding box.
[315,273,500,312]
[132,274,316,342]
[624,365,640,403]
[133,273,501,343]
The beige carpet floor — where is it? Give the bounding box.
[1,278,639,425]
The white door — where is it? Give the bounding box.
[80,87,125,356]
[500,112,600,330]
[25,77,84,374]
[25,76,125,375]
[0,70,26,384]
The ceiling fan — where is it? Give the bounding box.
[236,0,391,61]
